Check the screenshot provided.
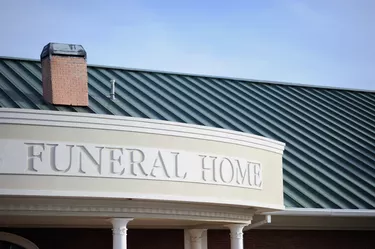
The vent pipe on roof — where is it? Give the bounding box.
[110,79,116,100]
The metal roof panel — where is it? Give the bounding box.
[0,57,374,209]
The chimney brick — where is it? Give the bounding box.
[41,43,88,106]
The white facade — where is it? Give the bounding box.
[0,108,286,249]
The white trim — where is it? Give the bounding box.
[243,215,271,231]
[0,108,285,154]
[264,208,375,217]
[0,232,39,249]
[0,188,285,211]
[0,197,255,223]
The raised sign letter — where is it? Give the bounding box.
[219,157,234,183]
[108,147,125,175]
[78,146,104,174]
[127,149,148,176]
[235,160,248,185]
[151,151,171,178]
[25,143,45,172]
[172,152,187,179]
[253,163,262,187]
[47,144,74,173]
[200,155,217,182]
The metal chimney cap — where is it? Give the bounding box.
[40,42,87,60]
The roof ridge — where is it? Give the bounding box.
[0,55,374,93]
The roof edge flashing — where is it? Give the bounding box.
[263,208,375,217]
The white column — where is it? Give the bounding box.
[188,229,207,249]
[226,224,247,249]
[111,218,133,249]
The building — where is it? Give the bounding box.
[0,43,374,249]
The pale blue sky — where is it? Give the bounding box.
[0,0,374,90]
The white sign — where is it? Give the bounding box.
[0,139,262,189]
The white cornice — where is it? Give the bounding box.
[0,189,285,211]
[0,108,285,154]
[0,197,254,223]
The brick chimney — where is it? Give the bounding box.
[40,43,88,106]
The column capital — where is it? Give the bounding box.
[225,223,249,249]
[188,229,207,242]
[225,224,248,231]
[187,229,207,249]
[111,218,133,228]
[111,218,133,235]
[225,223,248,240]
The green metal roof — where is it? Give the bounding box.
[0,57,374,209]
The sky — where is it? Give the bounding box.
[0,0,374,90]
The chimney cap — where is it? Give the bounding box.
[40,42,87,60]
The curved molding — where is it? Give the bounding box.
[0,203,252,221]
[0,197,255,223]
[0,189,285,211]
[0,108,285,154]
[0,232,39,249]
